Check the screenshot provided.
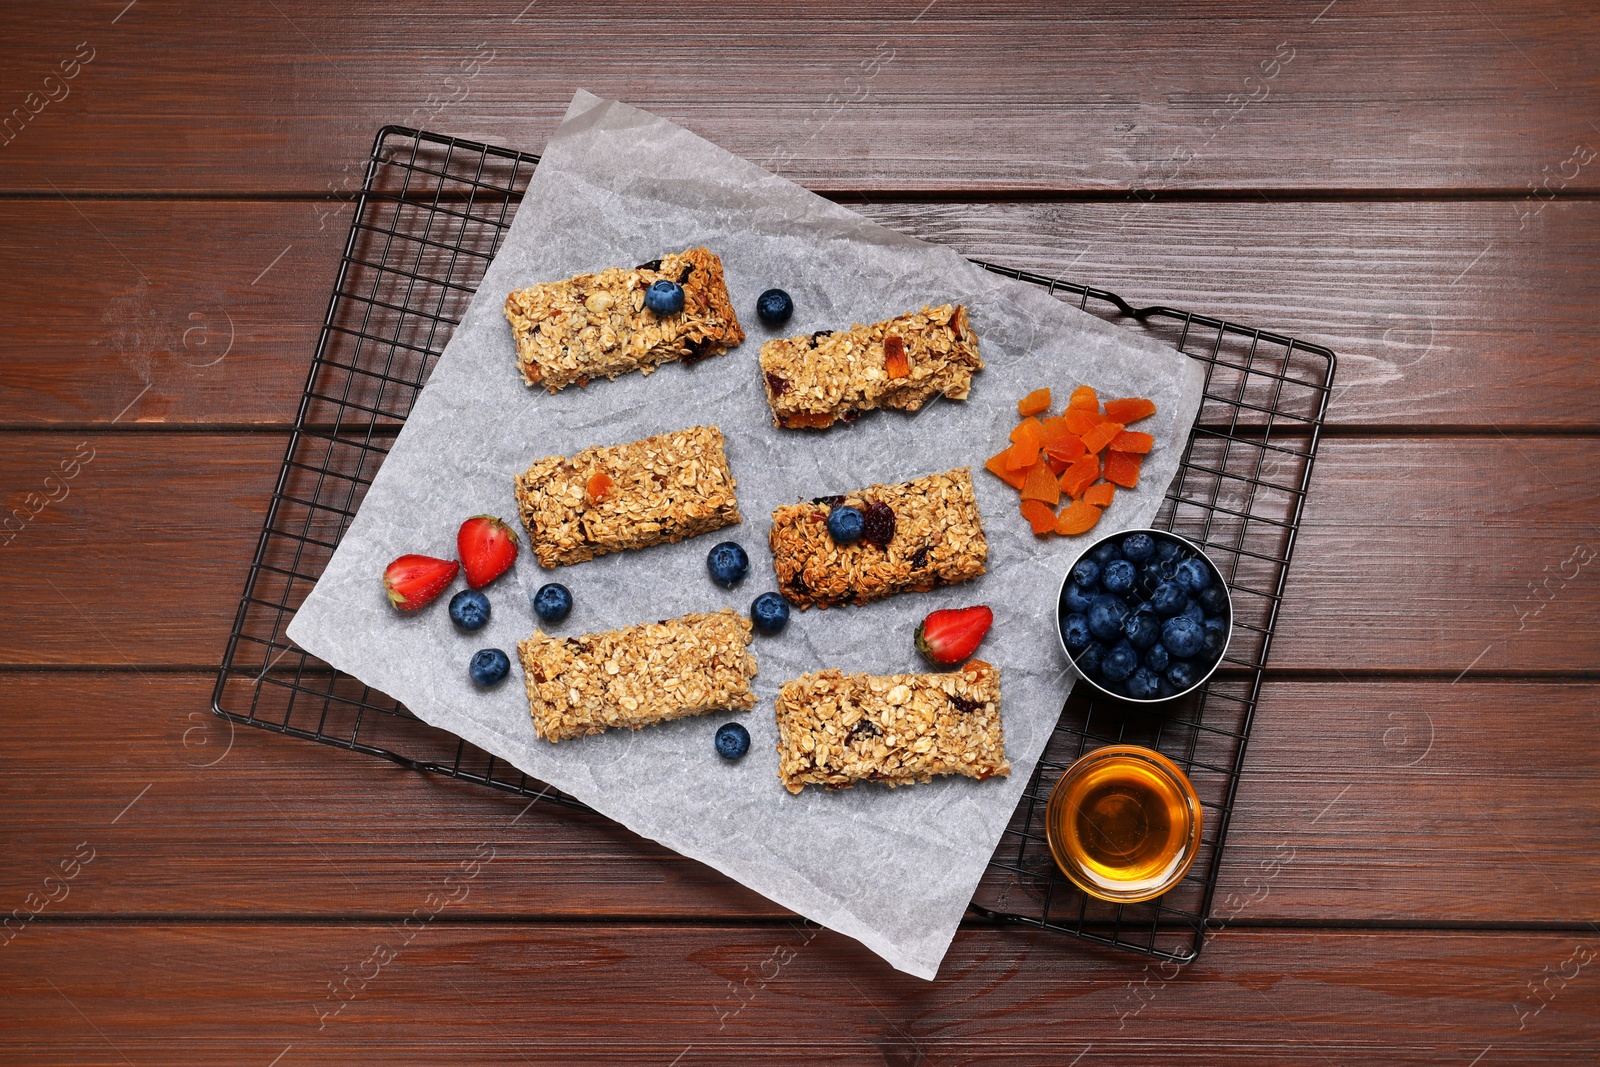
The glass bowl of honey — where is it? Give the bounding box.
[1045,744,1203,903]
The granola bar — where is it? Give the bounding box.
[759,304,982,429]
[774,660,1007,793]
[514,425,741,569]
[504,247,745,392]
[519,609,758,742]
[768,468,987,609]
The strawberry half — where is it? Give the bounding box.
[457,515,520,588]
[383,554,459,612]
[914,605,994,667]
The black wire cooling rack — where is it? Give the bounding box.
[214,125,1335,962]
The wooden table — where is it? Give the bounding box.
[3,2,1596,1062]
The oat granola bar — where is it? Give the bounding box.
[513,425,741,569]
[504,247,745,392]
[759,304,982,429]
[768,468,987,609]
[774,660,1007,793]
[519,609,758,742]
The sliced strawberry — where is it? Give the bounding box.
[914,605,994,667]
[383,554,459,611]
[457,515,520,589]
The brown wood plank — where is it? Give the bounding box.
[1,433,1595,670]
[1,2,1596,195]
[3,674,1595,924]
[2,924,1594,1064]
[3,198,1598,429]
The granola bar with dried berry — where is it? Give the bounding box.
[519,608,758,742]
[504,247,745,392]
[768,468,987,609]
[758,304,982,430]
[774,660,1007,793]
[514,425,741,569]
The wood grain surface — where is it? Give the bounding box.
[3,2,1597,1063]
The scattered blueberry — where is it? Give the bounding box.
[1063,581,1094,614]
[469,648,510,687]
[1203,617,1229,657]
[1087,595,1129,640]
[1166,659,1199,691]
[1197,584,1230,617]
[1089,541,1122,566]
[1162,615,1205,659]
[1174,557,1213,594]
[449,588,491,631]
[707,541,750,588]
[826,504,865,545]
[1102,559,1137,595]
[1062,613,1092,652]
[645,279,685,315]
[1143,642,1170,673]
[1127,667,1162,700]
[756,288,794,326]
[1121,533,1156,562]
[1102,641,1139,682]
[751,592,791,635]
[1151,581,1187,617]
[533,582,573,624]
[714,721,751,760]
[1124,610,1162,650]
[1070,558,1101,588]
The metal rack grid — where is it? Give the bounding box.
[213,125,1334,960]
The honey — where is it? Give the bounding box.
[1045,745,1202,902]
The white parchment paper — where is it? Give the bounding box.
[288,91,1205,979]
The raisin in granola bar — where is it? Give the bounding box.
[774,660,1007,793]
[514,425,740,569]
[504,247,744,392]
[519,609,758,742]
[759,304,982,429]
[768,468,986,609]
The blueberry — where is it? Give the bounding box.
[1124,610,1162,650]
[1070,558,1101,588]
[1151,580,1187,617]
[1062,613,1092,652]
[1197,584,1230,617]
[1175,557,1213,594]
[1102,559,1137,595]
[1166,659,1199,691]
[714,721,751,760]
[1202,617,1229,658]
[1121,533,1156,562]
[827,505,865,544]
[469,648,510,687]
[1127,667,1162,700]
[1156,539,1184,562]
[1087,595,1129,640]
[756,288,794,326]
[1102,641,1139,682]
[1181,599,1206,623]
[1143,642,1170,673]
[1157,675,1182,699]
[707,541,750,588]
[1062,581,1094,614]
[645,279,685,315]
[1162,615,1205,658]
[532,582,572,624]
[1076,641,1105,678]
[449,588,491,631]
[1089,541,1121,566]
[750,591,791,635]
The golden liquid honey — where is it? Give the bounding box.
[1046,746,1201,902]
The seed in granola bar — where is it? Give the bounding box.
[750,591,791,635]
[765,371,791,397]
[645,279,685,315]
[861,502,896,549]
[756,288,794,326]
[948,694,983,714]
[707,541,750,588]
[714,721,751,760]
[826,504,865,545]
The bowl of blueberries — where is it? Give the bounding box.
[1056,529,1231,703]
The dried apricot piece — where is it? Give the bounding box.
[1006,417,1048,470]
[1061,408,1105,436]
[1058,454,1101,499]
[1020,461,1061,506]
[1055,500,1102,535]
[1038,415,1075,444]
[1069,384,1099,411]
[1042,436,1087,473]
[1080,420,1126,455]
[1009,416,1047,447]
[1104,397,1156,423]
[1109,430,1153,454]
[1020,498,1057,537]
[1083,481,1115,507]
[884,334,910,379]
[1017,388,1052,417]
[984,447,1029,490]
[586,470,613,504]
[1104,450,1142,488]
